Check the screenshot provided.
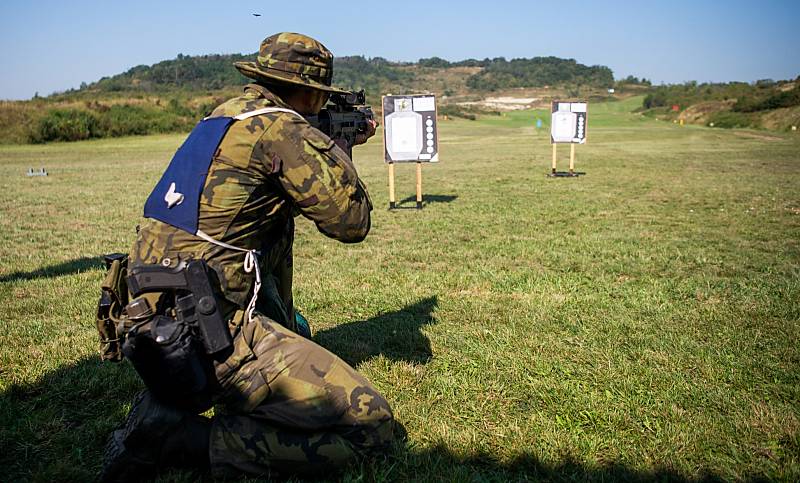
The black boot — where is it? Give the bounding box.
[160,410,211,469]
[100,391,211,482]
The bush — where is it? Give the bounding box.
[643,91,672,109]
[29,104,196,143]
[418,57,451,68]
[96,104,195,137]
[707,111,759,129]
[733,86,800,112]
[31,109,100,142]
[166,98,194,117]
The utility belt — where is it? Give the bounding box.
[96,254,233,412]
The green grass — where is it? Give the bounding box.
[1,103,799,481]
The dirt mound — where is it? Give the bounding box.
[678,100,735,124]
[760,105,800,131]
[458,96,541,111]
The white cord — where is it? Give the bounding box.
[243,249,261,323]
[196,230,261,323]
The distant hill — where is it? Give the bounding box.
[0,52,624,144]
[73,53,615,99]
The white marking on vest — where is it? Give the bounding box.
[165,182,184,208]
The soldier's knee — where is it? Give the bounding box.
[373,413,396,447]
[348,394,396,452]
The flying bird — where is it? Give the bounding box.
[252,13,261,16]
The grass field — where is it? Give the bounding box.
[1,96,799,481]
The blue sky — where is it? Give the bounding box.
[1,0,798,100]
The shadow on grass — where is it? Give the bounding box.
[0,356,142,481]
[378,443,728,482]
[547,171,587,178]
[1,333,736,482]
[0,256,103,283]
[314,295,438,367]
[398,194,458,207]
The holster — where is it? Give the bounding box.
[116,259,232,412]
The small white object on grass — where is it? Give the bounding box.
[26,167,48,177]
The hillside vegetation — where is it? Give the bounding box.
[86,54,614,97]
[2,50,798,144]
[641,79,800,131]
[466,56,613,91]
[0,54,615,144]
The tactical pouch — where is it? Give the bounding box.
[121,309,213,412]
[96,253,129,361]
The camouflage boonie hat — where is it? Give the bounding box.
[234,32,348,94]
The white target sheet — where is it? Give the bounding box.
[550,100,588,144]
[383,95,439,162]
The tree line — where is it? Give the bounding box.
[74,53,616,95]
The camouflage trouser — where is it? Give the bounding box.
[210,310,395,477]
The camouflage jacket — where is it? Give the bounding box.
[129,83,372,309]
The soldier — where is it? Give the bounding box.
[101,32,395,481]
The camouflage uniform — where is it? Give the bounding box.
[127,33,393,477]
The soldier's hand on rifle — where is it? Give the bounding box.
[353,119,378,146]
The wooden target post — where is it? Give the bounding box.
[550,143,578,176]
[569,143,576,174]
[382,94,439,209]
[388,162,396,209]
[548,100,587,177]
[385,159,424,210]
[415,162,423,209]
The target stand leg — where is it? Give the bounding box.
[569,144,575,176]
[388,162,396,210]
[416,162,423,210]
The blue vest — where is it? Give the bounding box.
[143,107,299,235]
[143,116,233,235]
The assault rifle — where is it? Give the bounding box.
[306,89,374,158]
